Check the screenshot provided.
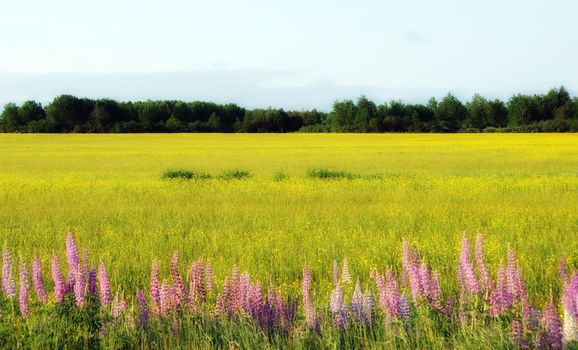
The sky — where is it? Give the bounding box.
[0,0,577,110]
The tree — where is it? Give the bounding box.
[435,93,467,131]
[0,103,20,132]
[465,94,490,129]
[46,95,93,132]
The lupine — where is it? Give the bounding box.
[475,235,492,294]
[189,259,206,306]
[150,261,161,314]
[98,262,111,306]
[562,272,578,344]
[351,280,364,324]
[459,237,480,295]
[19,263,29,317]
[330,283,349,329]
[384,270,400,317]
[402,242,419,286]
[32,258,48,303]
[430,272,443,311]
[88,268,97,295]
[65,232,79,272]
[51,255,65,303]
[112,294,127,318]
[2,249,16,298]
[215,279,232,317]
[170,252,186,303]
[136,289,149,326]
[159,282,171,316]
[511,319,522,347]
[399,296,410,328]
[74,269,85,307]
[239,272,251,313]
[542,299,563,349]
[363,291,375,326]
[332,260,339,285]
[301,266,317,329]
[205,261,213,292]
[341,258,352,284]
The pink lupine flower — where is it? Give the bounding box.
[475,235,492,293]
[159,282,171,316]
[239,272,251,313]
[459,237,480,294]
[32,258,48,303]
[430,272,443,311]
[150,261,161,314]
[74,269,85,307]
[562,272,578,343]
[189,259,206,306]
[2,249,16,298]
[384,270,400,317]
[542,299,563,349]
[19,263,29,317]
[65,232,79,272]
[170,252,186,304]
[111,294,127,318]
[341,258,352,284]
[97,262,111,306]
[301,266,317,329]
[51,255,65,303]
[205,260,213,292]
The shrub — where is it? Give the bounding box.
[273,172,287,181]
[161,169,211,180]
[306,168,358,180]
[219,169,251,180]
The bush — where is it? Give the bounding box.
[161,169,211,180]
[219,169,251,180]
[306,168,358,180]
[273,172,287,181]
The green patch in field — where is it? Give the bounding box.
[306,168,359,180]
[219,169,251,180]
[273,172,287,181]
[161,169,212,180]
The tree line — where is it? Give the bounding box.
[1,87,577,133]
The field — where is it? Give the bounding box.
[1,133,578,348]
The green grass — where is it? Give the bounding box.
[0,133,577,348]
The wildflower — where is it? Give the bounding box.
[189,259,206,306]
[32,258,48,303]
[341,258,352,284]
[112,294,127,318]
[150,261,161,314]
[65,232,79,272]
[137,289,149,326]
[332,259,339,285]
[542,299,562,349]
[88,268,97,295]
[459,237,480,294]
[475,235,492,293]
[330,283,349,329]
[205,260,213,292]
[562,272,578,344]
[51,255,65,303]
[2,249,16,298]
[74,269,85,307]
[19,263,29,317]
[98,262,111,306]
[170,252,186,304]
[351,280,364,324]
[302,266,317,329]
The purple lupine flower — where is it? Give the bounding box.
[19,263,29,317]
[430,272,442,311]
[65,232,79,272]
[375,272,386,311]
[402,242,419,286]
[159,281,171,316]
[301,266,317,329]
[239,272,251,313]
[408,264,422,301]
[542,299,563,349]
[332,260,339,285]
[341,258,352,284]
[189,259,205,306]
[506,247,527,304]
[51,255,65,303]
[111,294,127,318]
[205,260,213,292]
[65,271,75,294]
[492,265,511,316]
[399,296,410,329]
[150,261,160,314]
[363,291,375,326]
[330,283,349,329]
[511,319,522,346]
[419,261,431,300]
[2,249,16,298]
[215,279,232,317]
[97,262,111,306]
[248,282,264,320]
[459,237,480,294]
[32,258,48,303]
[351,280,364,324]
[230,266,240,313]
[136,289,149,326]
[170,252,186,304]
[88,268,97,296]
[74,269,85,307]
[475,235,492,294]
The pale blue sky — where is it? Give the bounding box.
[1,0,576,110]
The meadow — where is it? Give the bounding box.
[1,133,577,348]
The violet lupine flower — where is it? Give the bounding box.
[332,260,339,285]
[170,252,186,304]
[189,259,206,306]
[136,289,149,326]
[88,268,97,296]
[341,258,352,284]
[65,232,79,272]
[301,266,317,329]
[2,249,16,298]
[215,279,232,317]
[19,263,29,317]
[490,265,511,317]
[51,255,65,303]
[475,235,492,294]
[511,319,522,346]
[150,261,161,314]
[430,272,443,311]
[562,272,578,344]
[399,296,410,329]
[32,258,48,303]
[205,260,213,292]
[74,269,85,307]
[408,264,422,301]
[239,272,251,313]
[459,237,480,295]
[542,299,563,349]
[97,262,111,306]
[351,280,364,324]
[330,283,349,330]
[248,282,264,320]
[65,271,75,294]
